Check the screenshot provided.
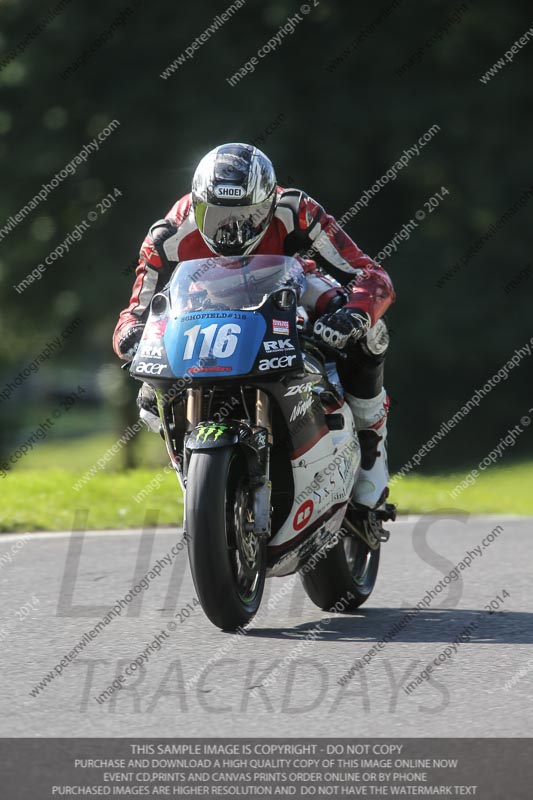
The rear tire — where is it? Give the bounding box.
[186,447,267,631]
[300,533,380,612]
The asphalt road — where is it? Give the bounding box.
[1,515,531,737]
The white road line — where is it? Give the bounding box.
[0,515,527,543]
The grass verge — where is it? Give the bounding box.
[1,433,531,532]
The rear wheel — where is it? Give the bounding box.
[300,527,380,612]
[186,447,267,631]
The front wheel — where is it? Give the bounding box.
[300,531,380,612]
[185,447,267,631]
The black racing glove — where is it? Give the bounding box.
[313,307,371,351]
[117,323,145,359]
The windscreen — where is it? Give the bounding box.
[168,255,305,314]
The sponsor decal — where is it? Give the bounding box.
[256,431,267,449]
[258,354,297,371]
[284,381,314,396]
[136,362,168,375]
[272,319,289,335]
[332,490,348,503]
[195,423,229,443]
[146,318,168,337]
[263,339,295,352]
[180,312,248,323]
[289,396,314,422]
[293,499,314,531]
[139,344,163,358]
[213,185,246,199]
[188,365,232,373]
[311,485,332,508]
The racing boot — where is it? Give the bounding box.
[345,388,389,510]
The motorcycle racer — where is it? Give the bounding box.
[113,143,395,510]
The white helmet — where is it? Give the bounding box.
[191,143,277,256]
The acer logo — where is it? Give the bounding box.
[136,362,168,375]
[258,355,297,371]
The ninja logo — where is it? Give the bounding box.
[289,396,314,422]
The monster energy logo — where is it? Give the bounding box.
[196,424,229,443]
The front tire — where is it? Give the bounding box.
[185,447,267,631]
[300,532,380,612]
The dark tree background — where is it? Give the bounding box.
[1,0,532,471]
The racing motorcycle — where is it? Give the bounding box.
[129,255,395,631]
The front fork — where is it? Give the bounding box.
[252,390,272,537]
[157,386,272,537]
